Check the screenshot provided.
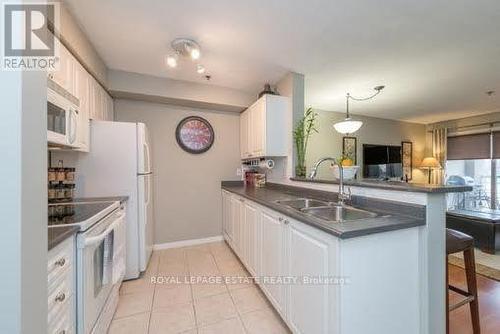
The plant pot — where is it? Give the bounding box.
[295,164,307,178]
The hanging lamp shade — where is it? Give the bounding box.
[333,118,363,134]
[333,86,385,135]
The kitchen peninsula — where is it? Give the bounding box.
[221,180,471,334]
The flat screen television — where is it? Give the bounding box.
[363,144,402,179]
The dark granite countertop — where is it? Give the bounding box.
[290,177,473,193]
[222,181,426,239]
[48,225,79,250]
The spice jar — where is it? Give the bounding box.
[56,184,66,199]
[65,168,75,181]
[56,168,66,182]
[48,168,56,182]
[64,184,75,199]
[48,184,56,201]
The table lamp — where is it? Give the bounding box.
[420,157,442,184]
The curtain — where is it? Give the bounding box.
[431,128,447,185]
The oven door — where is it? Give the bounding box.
[77,208,125,334]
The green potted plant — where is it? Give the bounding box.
[293,107,318,177]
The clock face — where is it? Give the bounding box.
[175,116,214,154]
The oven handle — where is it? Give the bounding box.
[83,213,124,247]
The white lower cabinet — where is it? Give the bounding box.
[260,209,287,314]
[221,190,421,334]
[48,237,76,334]
[244,201,259,276]
[230,195,243,254]
[222,190,232,242]
[286,219,338,334]
[222,192,334,332]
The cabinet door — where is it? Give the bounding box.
[260,209,285,313]
[222,191,232,241]
[240,110,249,159]
[244,202,259,276]
[287,220,337,334]
[230,196,243,256]
[49,44,73,93]
[106,94,114,121]
[74,62,90,152]
[251,98,265,157]
[88,78,98,120]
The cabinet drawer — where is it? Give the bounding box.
[48,300,74,334]
[48,266,73,325]
[48,237,74,287]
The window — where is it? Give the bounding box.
[446,132,500,212]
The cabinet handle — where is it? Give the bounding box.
[283,219,290,225]
[54,258,66,267]
[55,292,66,303]
[278,217,283,222]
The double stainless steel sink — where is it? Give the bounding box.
[275,198,379,223]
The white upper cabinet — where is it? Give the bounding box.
[240,94,288,159]
[48,43,76,96]
[74,61,90,152]
[89,77,113,122]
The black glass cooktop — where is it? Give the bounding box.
[48,202,113,226]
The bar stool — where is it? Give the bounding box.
[446,228,481,334]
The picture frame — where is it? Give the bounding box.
[342,136,357,165]
[401,141,413,180]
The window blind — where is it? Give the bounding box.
[493,132,500,159]
[447,133,491,160]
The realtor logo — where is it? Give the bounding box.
[2,2,59,70]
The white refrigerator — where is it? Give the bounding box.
[75,121,154,279]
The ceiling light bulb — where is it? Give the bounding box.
[196,65,206,74]
[190,48,200,60]
[166,54,178,68]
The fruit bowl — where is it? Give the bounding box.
[332,165,359,180]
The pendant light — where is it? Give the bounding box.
[334,85,385,135]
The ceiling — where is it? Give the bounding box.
[65,0,500,124]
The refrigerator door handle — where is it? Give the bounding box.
[143,141,151,173]
[145,175,150,207]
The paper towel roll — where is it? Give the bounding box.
[259,159,275,170]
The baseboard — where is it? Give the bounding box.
[153,235,224,250]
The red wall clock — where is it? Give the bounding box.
[175,116,215,154]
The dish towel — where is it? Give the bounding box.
[112,219,126,284]
[102,230,114,285]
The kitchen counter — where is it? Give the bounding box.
[48,225,79,250]
[290,177,473,193]
[221,181,426,239]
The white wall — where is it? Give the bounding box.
[306,110,427,183]
[0,69,47,331]
[115,99,241,244]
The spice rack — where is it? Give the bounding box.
[48,160,76,203]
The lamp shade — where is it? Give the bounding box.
[333,118,363,135]
[420,157,441,169]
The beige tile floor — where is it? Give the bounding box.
[108,241,291,334]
